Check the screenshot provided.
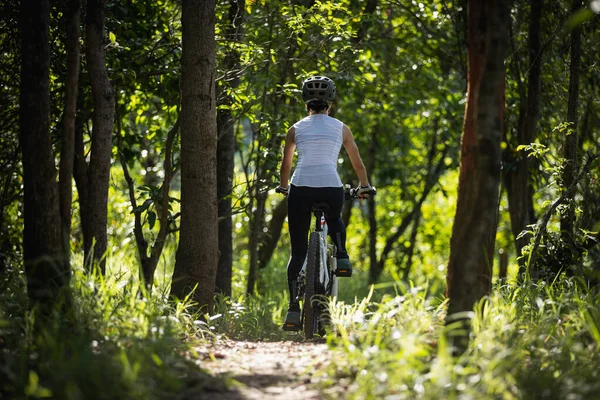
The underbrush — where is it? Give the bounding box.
[210,292,290,341]
[0,261,222,400]
[8,248,600,400]
[319,278,600,399]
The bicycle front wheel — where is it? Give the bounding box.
[303,232,321,339]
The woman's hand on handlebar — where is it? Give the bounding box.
[346,184,376,200]
[357,184,376,199]
[276,185,289,196]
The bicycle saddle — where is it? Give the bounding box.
[310,202,330,212]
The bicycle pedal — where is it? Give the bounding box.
[282,323,301,332]
[335,268,352,277]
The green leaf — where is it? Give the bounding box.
[148,211,157,230]
[109,31,116,44]
[133,198,153,213]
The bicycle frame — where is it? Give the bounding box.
[320,221,339,298]
[299,211,338,298]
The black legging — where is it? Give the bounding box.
[286,185,348,296]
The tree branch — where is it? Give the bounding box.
[150,116,180,262]
[116,109,148,264]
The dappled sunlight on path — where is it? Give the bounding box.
[195,340,330,399]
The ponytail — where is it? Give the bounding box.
[306,99,329,113]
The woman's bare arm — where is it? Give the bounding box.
[279,126,296,188]
[342,124,370,186]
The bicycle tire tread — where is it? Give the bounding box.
[303,232,320,339]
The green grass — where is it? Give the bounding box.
[317,278,600,399]
[209,292,290,341]
[0,254,222,400]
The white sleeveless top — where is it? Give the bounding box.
[290,114,344,188]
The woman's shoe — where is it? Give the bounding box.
[335,258,352,277]
[282,302,301,331]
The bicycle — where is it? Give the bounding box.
[277,185,376,338]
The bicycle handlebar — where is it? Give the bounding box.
[275,184,377,199]
[345,185,377,200]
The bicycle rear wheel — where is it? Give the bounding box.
[303,232,321,338]
[317,245,335,335]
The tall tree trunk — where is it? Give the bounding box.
[499,250,508,280]
[19,0,69,314]
[73,87,91,258]
[58,0,81,268]
[446,0,508,318]
[216,107,235,296]
[171,0,219,310]
[216,0,245,297]
[85,0,115,272]
[246,189,267,295]
[503,0,543,272]
[560,0,582,244]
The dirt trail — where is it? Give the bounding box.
[196,339,331,399]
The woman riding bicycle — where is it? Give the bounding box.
[277,75,374,331]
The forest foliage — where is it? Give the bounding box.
[1,0,600,398]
